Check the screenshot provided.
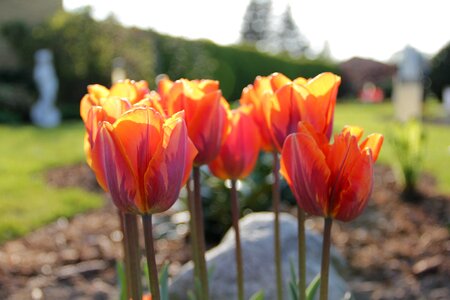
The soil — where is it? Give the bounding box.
[0,164,449,299]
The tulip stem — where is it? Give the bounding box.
[123,213,142,300]
[186,176,201,297]
[319,217,333,300]
[272,151,283,300]
[298,206,306,300]
[119,211,132,299]
[231,179,244,300]
[193,166,210,300]
[142,214,161,300]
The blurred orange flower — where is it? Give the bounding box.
[90,107,197,214]
[263,72,341,152]
[158,78,230,165]
[80,79,151,122]
[280,122,383,222]
[209,106,261,180]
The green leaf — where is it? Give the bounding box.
[116,260,127,300]
[249,289,264,300]
[159,262,170,300]
[306,274,321,300]
[288,258,299,300]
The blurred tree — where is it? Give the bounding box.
[240,0,272,47]
[278,5,308,58]
[430,41,450,101]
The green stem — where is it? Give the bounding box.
[142,214,161,300]
[231,179,244,300]
[123,213,142,300]
[319,218,333,300]
[186,176,200,290]
[273,152,283,300]
[193,166,209,300]
[298,206,306,300]
[119,211,132,299]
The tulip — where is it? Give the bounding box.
[80,79,150,122]
[280,122,383,221]
[90,107,197,214]
[158,78,230,165]
[263,72,341,152]
[239,75,276,152]
[158,77,231,299]
[280,122,383,300]
[209,106,261,180]
[208,106,261,300]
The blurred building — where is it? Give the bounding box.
[339,57,397,98]
[0,0,62,68]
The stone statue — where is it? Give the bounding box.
[30,49,61,128]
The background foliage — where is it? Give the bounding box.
[1,8,338,121]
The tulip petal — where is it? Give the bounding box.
[112,108,165,200]
[100,97,133,123]
[332,150,373,221]
[91,122,138,213]
[143,115,192,214]
[280,132,330,217]
[341,125,364,142]
[270,72,291,91]
[110,80,138,103]
[266,84,308,151]
[360,133,384,162]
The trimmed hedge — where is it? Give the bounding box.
[430,41,450,101]
[1,9,339,120]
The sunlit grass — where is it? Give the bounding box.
[0,122,103,244]
[334,99,450,194]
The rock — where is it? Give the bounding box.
[170,212,350,300]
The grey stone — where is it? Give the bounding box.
[170,212,350,300]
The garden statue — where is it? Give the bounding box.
[30,49,61,128]
[111,57,126,83]
[393,46,426,122]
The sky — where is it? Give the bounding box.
[63,0,450,62]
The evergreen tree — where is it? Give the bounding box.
[278,5,308,57]
[240,0,272,45]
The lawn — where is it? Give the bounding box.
[0,122,103,244]
[334,99,450,194]
[0,99,449,244]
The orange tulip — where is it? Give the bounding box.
[280,122,383,222]
[80,79,151,122]
[159,78,230,165]
[209,106,261,180]
[81,82,165,167]
[240,75,277,152]
[90,107,197,214]
[263,72,341,152]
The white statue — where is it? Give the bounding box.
[30,49,61,128]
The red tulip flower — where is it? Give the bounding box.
[263,72,341,152]
[158,78,230,165]
[90,107,197,214]
[209,106,261,180]
[280,122,383,222]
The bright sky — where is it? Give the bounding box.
[63,0,450,62]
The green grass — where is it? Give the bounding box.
[0,121,103,244]
[334,99,450,194]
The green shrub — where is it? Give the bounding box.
[430,41,450,101]
[389,120,426,201]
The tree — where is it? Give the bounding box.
[240,0,272,46]
[430,41,450,101]
[278,5,308,58]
